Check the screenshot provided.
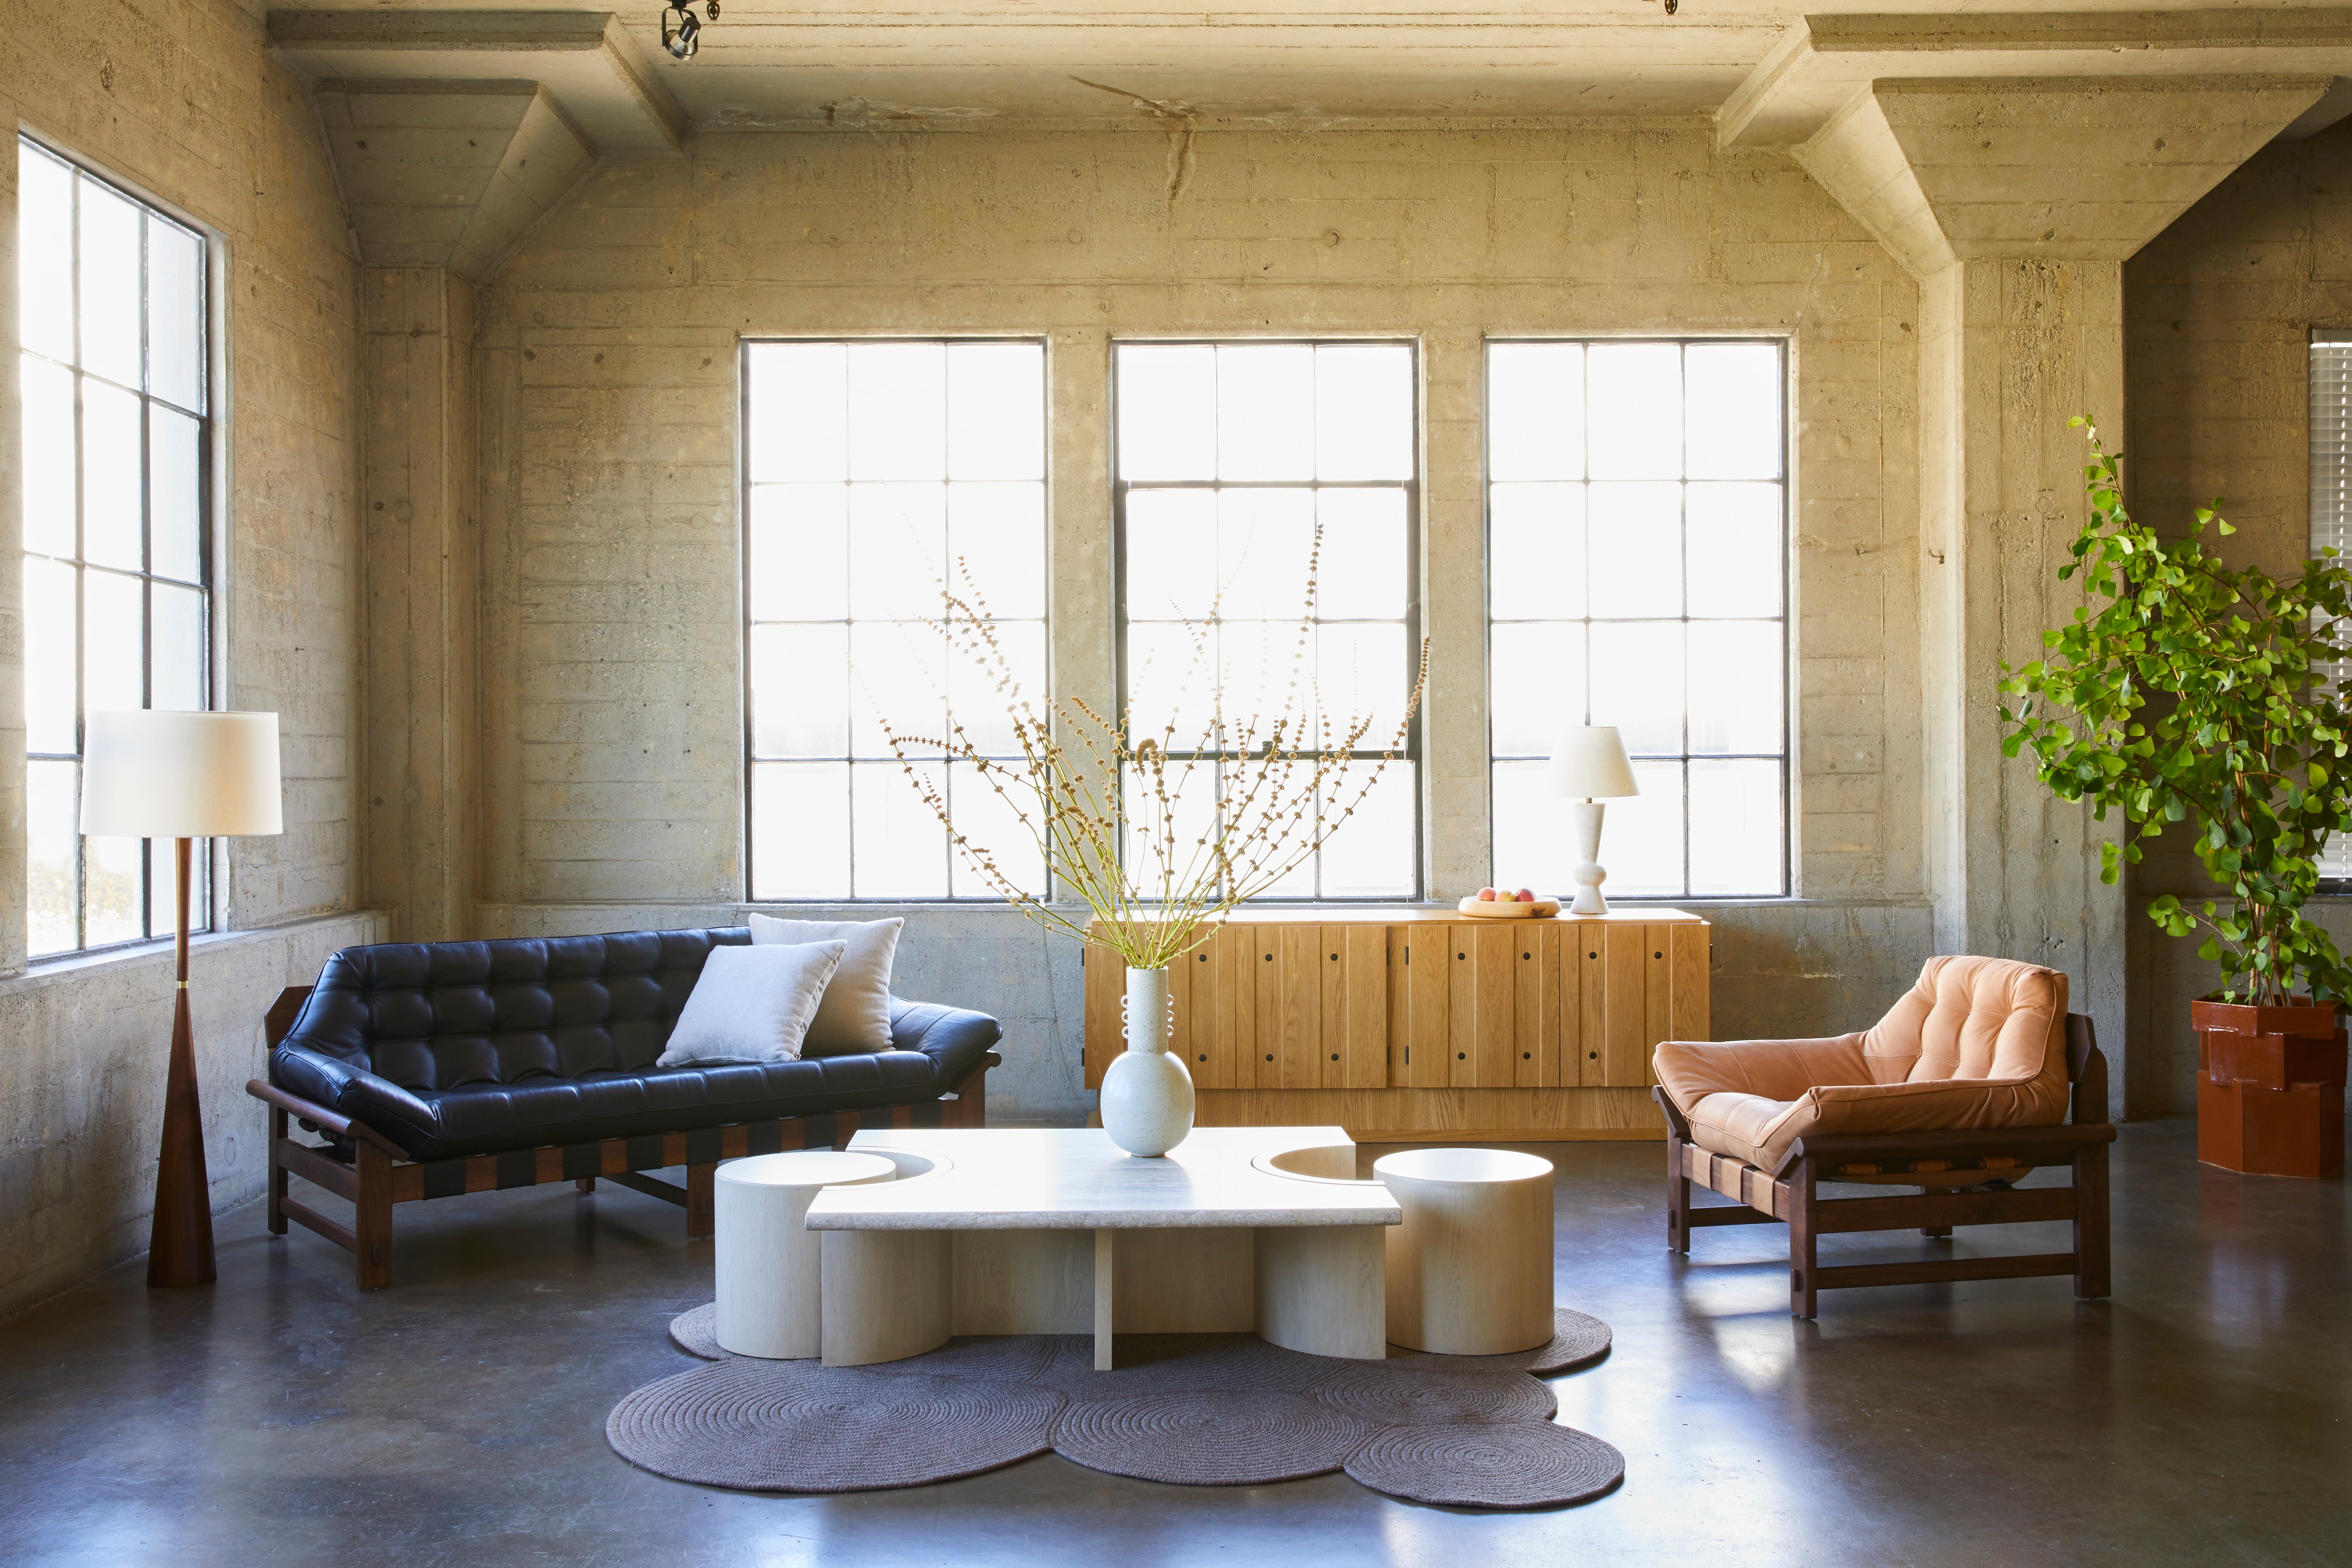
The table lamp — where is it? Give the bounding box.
[1545,726,1638,916]
[82,710,283,1288]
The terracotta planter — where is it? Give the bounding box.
[2191,996,2346,1179]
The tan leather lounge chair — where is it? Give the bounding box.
[1651,955,2114,1317]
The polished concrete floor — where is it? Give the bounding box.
[1,1119,2345,1568]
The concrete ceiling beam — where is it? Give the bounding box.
[1791,75,2334,277]
[316,81,598,281]
[1720,10,2352,149]
[270,10,687,156]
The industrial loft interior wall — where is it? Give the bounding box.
[0,0,386,1321]
[7,0,2352,1319]
[2124,113,2352,1115]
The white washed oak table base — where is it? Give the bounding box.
[713,1150,899,1358]
[806,1127,1400,1370]
[1375,1146,1557,1354]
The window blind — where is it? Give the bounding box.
[2312,330,2352,881]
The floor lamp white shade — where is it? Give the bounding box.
[1546,726,1638,916]
[78,709,282,1292]
[81,710,284,839]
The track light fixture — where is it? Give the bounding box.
[662,0,716,60]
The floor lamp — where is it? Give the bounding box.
[82,710,284,1289]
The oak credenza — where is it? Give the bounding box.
[1082,907,1710,1144]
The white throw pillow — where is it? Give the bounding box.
[748,914,902,1056]
[657,942,847,1068]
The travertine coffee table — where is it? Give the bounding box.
[805,1126,1401,1369]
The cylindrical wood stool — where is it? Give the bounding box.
[715,1150,897,1358]
[1373,1147,1555,1354]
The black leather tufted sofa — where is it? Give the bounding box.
[246,926,1002,1289]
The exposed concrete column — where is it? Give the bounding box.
[362,268,477,940]
[1795,77,2329,1097]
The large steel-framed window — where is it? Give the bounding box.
[1485,337,1790,900]
[741,337,1048,901]
[18,136,214,958]
[1112,339,1422,901]
[2313,328,2352,883]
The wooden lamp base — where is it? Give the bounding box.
[148,838,216,1288]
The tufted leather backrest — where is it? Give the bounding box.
[1863,954,2069,1094]
[281,927,752,1093]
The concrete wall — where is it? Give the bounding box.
[474,121,1934,1122]
[2125,114,2352,1112]
[0,0,370,1317]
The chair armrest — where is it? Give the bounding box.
[245,1079,408,1159]
[1653,1033,1872,1107]
[1776,1122,2115,1178]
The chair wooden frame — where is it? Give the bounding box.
[248,985,1000,1291]
[1653,1013,2114,1318]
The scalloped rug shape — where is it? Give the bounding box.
[621,1305,1622,1509]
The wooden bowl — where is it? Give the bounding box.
[1456,896,1561,919]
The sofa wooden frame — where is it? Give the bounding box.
[1653,1013,2114,1318]
[247,985,1001,1291]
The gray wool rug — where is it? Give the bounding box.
[622,1304,1623,1509]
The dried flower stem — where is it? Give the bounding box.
[881,519,1429,970]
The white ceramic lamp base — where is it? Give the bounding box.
[1567,799,1610,916]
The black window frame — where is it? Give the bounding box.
[1110,335,1426,903]
[737,333,1053,904]
[1482,334,1793,903]
[19,133,216,960]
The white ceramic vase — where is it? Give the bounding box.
[1100,965,1195,1157]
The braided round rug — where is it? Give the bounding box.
[608,1358,1064,1492]
[1382,1309,1613,1376]
[1345,1421,1626,1509]
[628,1302,1622,1509]
[1055,1390,1377,1485]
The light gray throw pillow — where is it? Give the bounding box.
[657,941,847,1068]
[748,913,903,1057]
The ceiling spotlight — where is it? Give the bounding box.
[662,1,705,59]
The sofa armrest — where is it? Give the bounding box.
[246,1078,409,1158]
[269,1043,442,1157]
[887,997,1003,1079]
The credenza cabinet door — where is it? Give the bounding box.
[1083,914,1707,1099]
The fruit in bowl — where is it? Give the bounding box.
[1460,885,1559,917]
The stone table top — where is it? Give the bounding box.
[805,1126,1403,1231]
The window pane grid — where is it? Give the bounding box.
[19,135,213,957]
[1114,340,1422,902]
[744,338,1047,901]
[1486,338,1789,901]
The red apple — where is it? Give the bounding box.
[1514,887,1536,903]
[1477,887,1497,901]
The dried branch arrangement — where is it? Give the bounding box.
[881,521,1429,971]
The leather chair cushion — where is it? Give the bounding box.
[1654,956,2073,1174]
[268,928,1000,1161]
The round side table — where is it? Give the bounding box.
[715,1150,898,1358]
[1373,1147,1556,1355]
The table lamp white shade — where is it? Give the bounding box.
[1544,726,1639,802]
[80,710,284,839]
[1544,726,1636,916]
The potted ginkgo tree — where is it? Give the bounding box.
[1998,419,2352,1177]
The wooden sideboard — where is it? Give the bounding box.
[1081,907,1710,1144]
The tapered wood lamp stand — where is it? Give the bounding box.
[81,710,284,1292]
[150,837,214,1287]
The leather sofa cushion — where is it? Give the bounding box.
[268,928,1000,1161]
[1654,957,2071,1174]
